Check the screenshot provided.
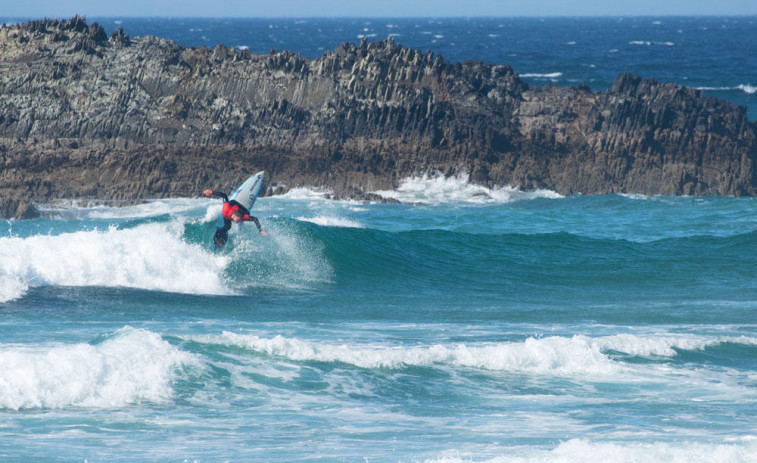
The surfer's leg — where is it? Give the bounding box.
[213,228,229,248]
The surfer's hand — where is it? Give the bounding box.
[260,230,268,236]
[203,189,212,196]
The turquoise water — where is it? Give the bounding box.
[2,178,757,462]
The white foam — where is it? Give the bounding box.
[0,276,27,304]
[699,84,757,94]
[35,198,205,220]
[629,40,675,46]
[295,216,364,228]
[279,187,333,200]
[0,221,229,302]
[425,438,757,463]
[520,72,563,79]
[595,333,757,357]
[193,333,619,375]
[596,333,707,357]
[189,331,757,378]
[370,173,562,205]
[203,203,223,223]
[0,327,199,410]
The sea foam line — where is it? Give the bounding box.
[424,437,757,463]
[595,333,757,357]
[295,216,364,228]
[191,332,757,374]
[519,72,563,79]
[34,198,205,220]
[697,84,756,94]
[0,327,199,410]
[370,173,562,205]
[192,332,618,374]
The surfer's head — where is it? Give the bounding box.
[231,211,244,223]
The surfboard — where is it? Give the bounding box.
[212,171,265,248]
[230,171,265,212]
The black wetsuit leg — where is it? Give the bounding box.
[214,218,232,247]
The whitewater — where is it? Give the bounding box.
[2,173,757,462]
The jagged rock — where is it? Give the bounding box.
[0,17,755,218]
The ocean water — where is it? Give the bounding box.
[2,176,757,462]
[1,16,757,463]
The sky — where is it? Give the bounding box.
[5,0,757,18]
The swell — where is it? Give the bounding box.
[302,222,757,295]
[4,213,755,303]
[188,330,757,372]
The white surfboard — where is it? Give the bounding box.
[230,171,265,212]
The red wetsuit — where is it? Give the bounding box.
[222,201,253,222]
[207,190,263,246]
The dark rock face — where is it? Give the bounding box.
[1,17,755,218]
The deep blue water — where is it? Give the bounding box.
[1,17,757,463]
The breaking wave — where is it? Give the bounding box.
[0,221,229,303]
[0,327,199,410]
[370,173,562,205]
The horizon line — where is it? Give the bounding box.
[3,13,757,20]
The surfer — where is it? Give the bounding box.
[203,189,267,247]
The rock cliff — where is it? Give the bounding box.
[1,17,756,218]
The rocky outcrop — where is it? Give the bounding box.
[1,17,756,217]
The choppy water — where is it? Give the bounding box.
[2,175,757,462]
[1,16,757,463]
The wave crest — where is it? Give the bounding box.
[0,222,229,302]
[0,327,199,410]
[193,332,619,375]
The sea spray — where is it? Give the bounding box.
[370,173,563,205]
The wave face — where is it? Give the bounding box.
[3,181,757,461]
[4,194,757,308]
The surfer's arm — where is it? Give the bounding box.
[202,190,229,202]
[243,215,267,235]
